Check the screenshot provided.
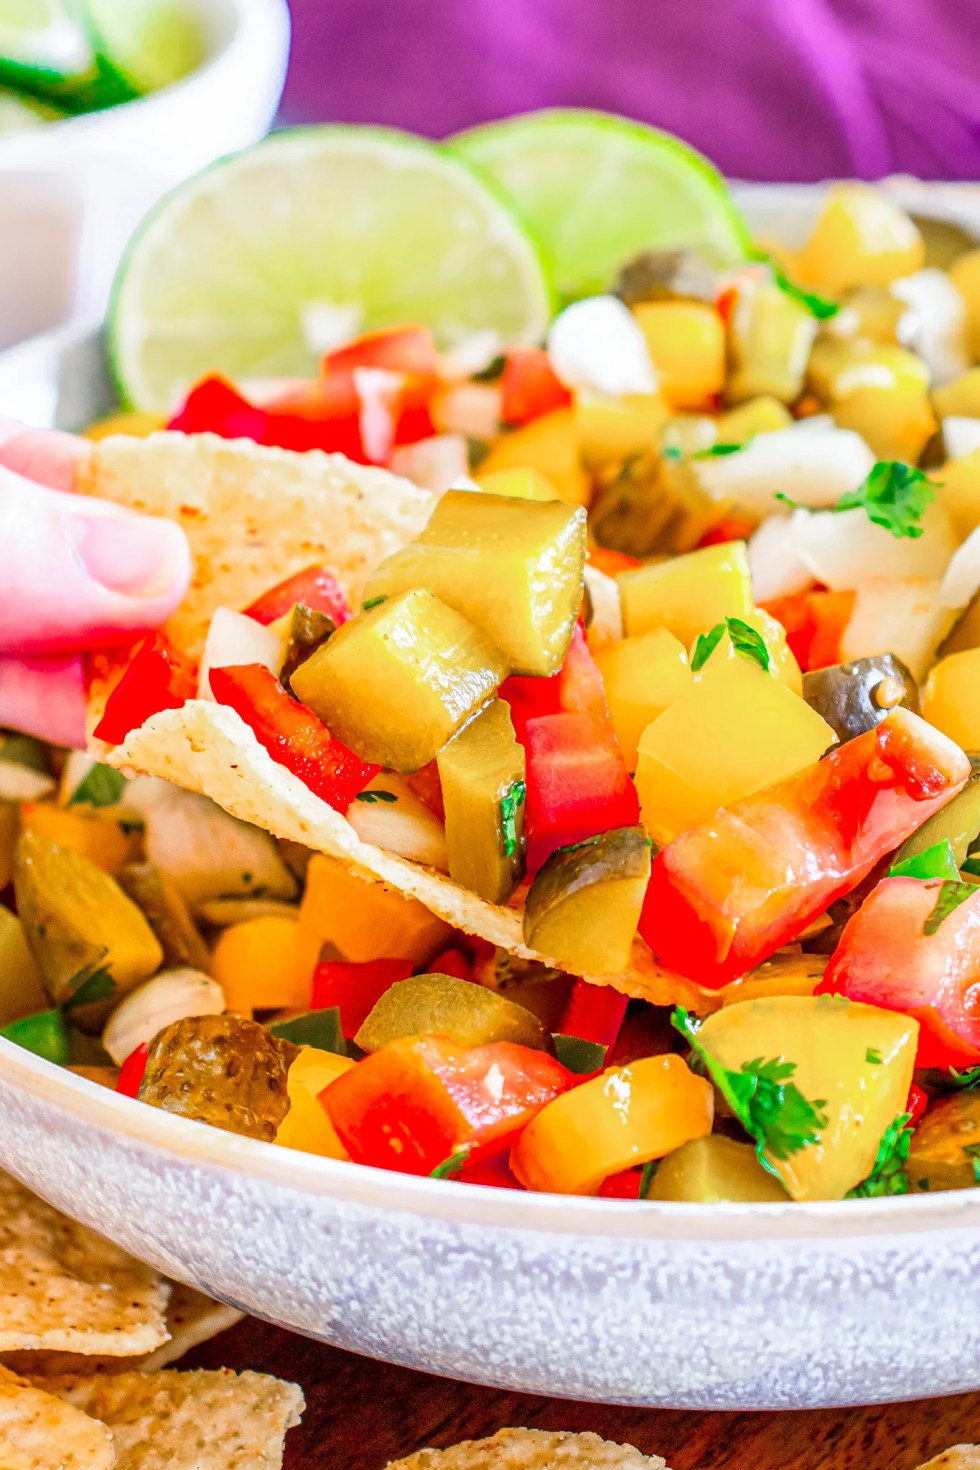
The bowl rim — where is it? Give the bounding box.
[7,1036,978,1244]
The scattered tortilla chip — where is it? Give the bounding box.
[39,1369,304,1470]
[917,1453,980,1470]
[386,1428,666,1470]
[0,1364,115,1470]
[0,1172,169,1356]
[112,702,704,1010]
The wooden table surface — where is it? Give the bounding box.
[183,1317,980,1470]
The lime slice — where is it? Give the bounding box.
[108,126,555,412]
[0,85,66,131]
[82,0,203,94]
[450,109,752,301]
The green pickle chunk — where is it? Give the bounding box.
[908,1092,980,1192]
[362,490,587,677]
[802,654,918,746]
[726,278,817,404]
[355,972,551,1054]
[437,698,526,903]
[893,753,980,870]
[523,826,652,975]
[116,862,211,974]
[649,1136,788,1202]
[290,588,509,772]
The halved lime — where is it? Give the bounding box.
[108,127,555,412]
[450,109,752,301]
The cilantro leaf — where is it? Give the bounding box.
[866,1047,882,1065]
[947,1066,980,1090]
[430,1145,471,1180]
[837,461,935,540]
[68,763,126,809]
[355,790,397,804]
[361,596,386,611]
[923,879,976,936]
[963,1143,980,1186]
[692,442,744,459]
[671,1008,827,1170]
[770,264,840,320]
[639,1158,659,1199]
[726,617,772,673]
[691,623,725,673]
[846,1112,912,1198]
[662,445,683,461]
[889,839,960,883]
[500,779,526,859]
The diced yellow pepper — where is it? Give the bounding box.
[949,248,980,360]
[794,183,924,294]
[942,594,980,655]
[934,368,980,421]
[18,803,140,875]
[474,467,557,501]
[831,385,937,463]
[695,608,803,694]
[934,450,980,540]
[573,390,666,468]
[275,1046,353,1159]
[83,412,166,442]
[510,1054,713,1195]
[633,300,726,410]
[618,541,753,645]
[476,407,591,508]
[593,628,692,770]
[923,648,980,750]
[717,396,793,441]
[210,915,321,1012]
[634,656,836,845]
[299,853,450,965]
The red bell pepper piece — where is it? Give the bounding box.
[321,1034,575,1175]
[310,957,413,1036]
[116,1042,149,1098]
[93,632,196,745]
[641,709,971,989]
[169,373,367,458]
[323,324,437,379]
[500,347,571,426]
[425,947,473,983]
[906,1082,928,1128]
[817,875,980,1068]
[244,564,352,626]
[404,760,446,821]
[697,515,757,548]
[598,1168,645,1199]
[167,375,269,441]
[558,978,628,1051]
[585,546,642,578]
[209,663,378,811]
[761,588,855,672]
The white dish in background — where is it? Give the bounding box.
[0,0,290,350]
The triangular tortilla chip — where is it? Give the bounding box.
[0,1365,115,1470]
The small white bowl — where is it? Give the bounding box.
[0,0,290,348]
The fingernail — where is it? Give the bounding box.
[71,510,190,598]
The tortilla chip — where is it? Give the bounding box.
[112,701,704,1010]
[0,1364,115,1470]
[387,1428,666,1470]
[917,1453,980,1470]
[0,1172,169,1355]
[38,1369,304,1470]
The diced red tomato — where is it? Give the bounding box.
[585,546,642,578]
[458,1153,525,1189]
[310,957,413,1036]
[426,947,473,983]
[93,632,195,745]
[906,1082,928,1128]
[598,1167,644,1199]
[818,875,980,1068]
[116,1042,149,1098]
[209,663,378,811]
[641,709,971,989]
[320,1034,575,1175]
[168,375,269,441]
[244,565,352,627]
[500,347,571,426]
[715,285,739,327]
[698,515,757,548]
[761,588,855,671]
[559,979,628,1051]
[404,760,446,822]
[323,325,438,379]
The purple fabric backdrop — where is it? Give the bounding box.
[280,0,980,181]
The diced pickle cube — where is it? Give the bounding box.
[726,279,817,405]
[649,1136,788,1202]
[907,1091,980,1192]
[290,589,509,772]
[523,826,652,975]
[355,971,550,1054]
[362,489,586,676]
[436,699,525,903]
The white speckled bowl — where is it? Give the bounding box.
[3,183,980,1410]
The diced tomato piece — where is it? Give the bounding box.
[209,663,378,811]
[244,565,352,626]
[168,372,367,458]
[93,632,195,745]
[585,546,642,578]
[116,1042,149,1098]
[761,589,855,671]
[426,947,473,982]
[323,325,438,379]
[641,709,971,989]
[500,347,571,426]
[906,1082,928,1128]
[167,375,269,441]
[715,286,739,327]
[458,1153,525,1189]
[818,875,980,1068]
[559,978,628,1051]
[698,515,757,548]
[557,624,613,724]
[404,760,445,821]
[310,957,413,1036]
[320,1034,575,1175]
[598,1167,644,1199]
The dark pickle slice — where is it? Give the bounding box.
[893,752,980,870]
[436,699,526,904]
[116,862,211,974]
[907,1091,980,1193]
[523,826,652,976]
[802,653,918,745]
[355,972,552,1055]
[279,603,336,691]
[139,1014,300,1143]
[649,1135,788,1202]
[613,249,716,307]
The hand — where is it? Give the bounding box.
[0,421,190,748]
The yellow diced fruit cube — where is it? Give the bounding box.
[299,853,450,965]
[942,594,980,656]
[934,450,980,540]
[573,390,666,468]
[618,541,753,645]
[476,406,591,508]
[923,648,980,750]
[594,629,692,771]
[716,397,793,442]
[633,300,726,410]
[949,248,980,360]
[18,803,140,875]
[210,915,321,1013]
[831,386,937,464]
[275,1047,353,1159]
[634,656,836,844]
[794,183,924,294]
[934,368,980,421]
[475,467,557,501]
[696,609,803,694]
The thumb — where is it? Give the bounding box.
[0,465,191,655]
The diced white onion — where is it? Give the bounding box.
[892,268,969,386]
[345,777,448,871]
[431,381,502,440]
[198,607,282,701]
[437,330,503,381]
[353,365,402,465]
[390,434,469,494]
[840,577,955,682]
[943,416,980,461]
[747,515,813,601]
[694,425,875,513]
[941,523,980,609]
[794,502,956,591]
[583,565,624,651]
[547,296,658,396]
[103,968,225,1067]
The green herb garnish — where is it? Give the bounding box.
[361,596,387,611]
[923,880,976,936]
[770,263,840,320]
[846,1113,912,1198]
[692,442,744,459]
[639,1159,659,1199]
[68,763,126,809]
[355,790,397,804]
[866,1047,883,1065]
[889,839,960,883]
[963,1143,980,1185]
[947,1066,980,1090]
[552,1033,607,1075]
[691,617,771,675]
[430,1145,471,1180]
[671,1008,827,1171]
[690,623,726,673]
[500,779,526,859]
[661,445,683,461]
[838,461,934,539]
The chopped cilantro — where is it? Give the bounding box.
[671,1008,827,1171]
[500,779,526,859]
[661,445,683,461]
[889,839,960,883]
[963,1143,980,1186]
[690,623,725,673]
[361,596,386,611]
[846,1113,912,1198]
[692,442,744,459]
[837,461,934,540]
[947,1066,980,1090]
[923,880,976,936]
[770,264,840,320]
[68,763,126,809]
[691,618,771,675]
[866,1047,883,1065]
[355,790,397,804]
[554,835,601,856]
[639,1159,659,1199]
[430,1145,471,1180]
